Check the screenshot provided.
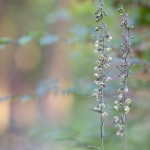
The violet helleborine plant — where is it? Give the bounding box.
[113,7,134,150]
[88,0,112,150]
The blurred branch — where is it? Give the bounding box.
[113,0,150,9]
[0,31,61,50]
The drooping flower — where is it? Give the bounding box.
[115,124,123,130]
[106,77,112,82]
[118,94,123,100]
[114,100,118,104]
[117,88,122,94]
[107,35,112,41]
[104,63,110,69]
[114,105,119,111]
[99,103,105,108]
[94,49,99,54]
[116,131,123,137]
[124,87,128,93]
[94,107,101,111]
[101,112,108,117]
[113,116,119,122]
[108,56,113,61]
[124,106,130,114]
[99,82,105,87]
[95,43,99,48]
[106,47,112,52]
[94,73,99,77]
[125,98,132,104]
[121,74,125,79]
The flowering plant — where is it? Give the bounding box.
[113,7,134,150]
[89,0,112,149]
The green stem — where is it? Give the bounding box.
[123,113,126,150]
[124,129,126,150]
[100,115,104,150]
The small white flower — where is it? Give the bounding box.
[104,63,110,69]
[94,66,98,70]
[125,98,132,104]
[95,40,102,44]
[124,106,130,114]
[94,80,100,85]
[98,54,104,59]
[95,27,99,31]
[117,88,122,93]
[95,43,99,48]
[107,36,112,42]
[95,60,100,64]
[97,68,102,71]
[101,112,108,117]
[106,77,112,82]
[106,47,112,52]
[94,107,101,111]
[113,116,119,122]
[94,49,99,53]
[114,100,118,104]
[121,74,125,79]
[94,73,99,77]
[116,131,120,136]
[92,92,98,97]
[118,94,123,100]
[108,57,112,61]
[124,87,128,92]
[114,105,119,111]
[96,14,100,18]
[99,82,105,86]
[94,66,102,72]
[115,124,123,130]
[99,103,105,108]
[95,40,99,44]
[116,131,123,136]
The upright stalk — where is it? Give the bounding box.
[113,7,134,150]
[101,115,104,150]
[90,0,113,149]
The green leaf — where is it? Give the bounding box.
[20,95,34,102]
[40,34,59,46]
[0,37,12,45]
[0,37,13,50]
[18,31,44,46]
[18,36,33,46]
[26,31,44,37]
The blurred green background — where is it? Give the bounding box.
[0,0,149,149]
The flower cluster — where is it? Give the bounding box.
[91,0,112,117]
[113,7,134,137]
